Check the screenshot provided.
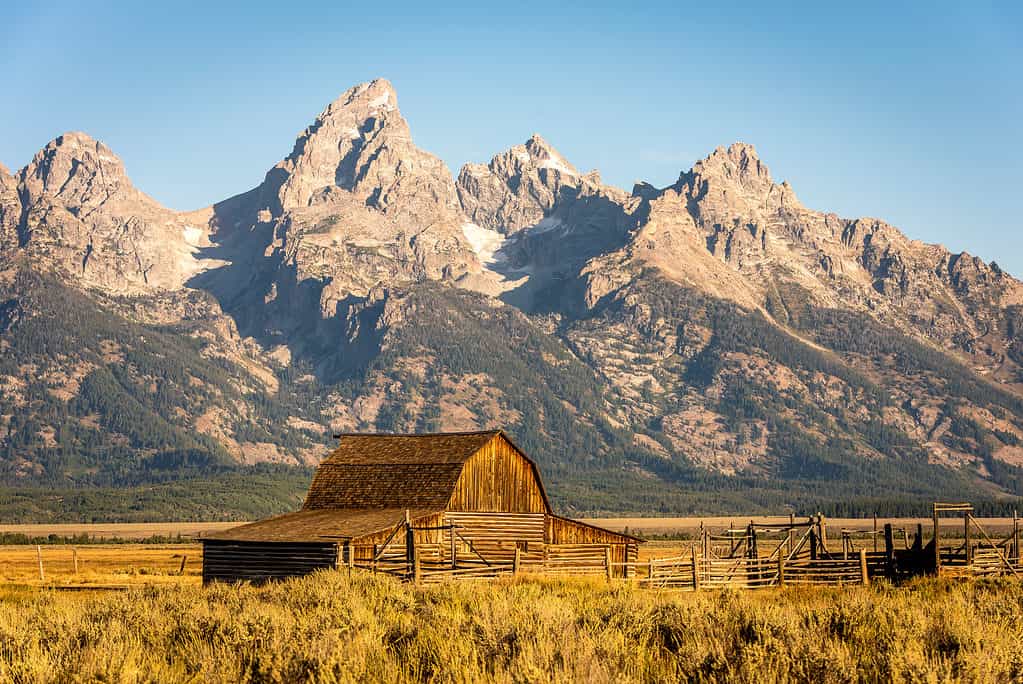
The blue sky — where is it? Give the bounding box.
[3,2,1021,273]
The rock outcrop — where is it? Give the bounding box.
[2,132,218,292]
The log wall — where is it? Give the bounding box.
[444,511,546,566]
[202,540,338,584]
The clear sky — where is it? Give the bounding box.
[3,2,1021,274]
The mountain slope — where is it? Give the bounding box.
[1,79,1021,519]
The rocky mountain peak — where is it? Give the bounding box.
[261,78,460,216]
[456,134,589,234]
[686,142,773,195]
[19,132,135,212]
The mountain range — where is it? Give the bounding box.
[2,78,1022,521]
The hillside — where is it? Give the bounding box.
[1,79,1022,519]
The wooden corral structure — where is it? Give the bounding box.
[202,431,641,583]
[638,505,1021,590]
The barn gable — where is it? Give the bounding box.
[302,431,551,513]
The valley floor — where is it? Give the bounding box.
[0,571,1021,682]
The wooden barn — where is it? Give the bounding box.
[202,431,641,583]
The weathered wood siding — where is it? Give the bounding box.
[202,541,337,584]
[348,512,447,564]
[444,512,546,565]
[546,516,637,577]
[447,435,547,513]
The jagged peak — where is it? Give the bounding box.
[692,142,769,182]
[319,78,399,120]
[30,131,124,167]
[20,131,131,203]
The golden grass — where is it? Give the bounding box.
[0,544,202,587]
[0,571,1021,682]
[0,521,238,540]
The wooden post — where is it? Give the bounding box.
[72,547,78,575]
[883,523,894,576]
[413,551,421,586]
[809,528,818,561]
[873,513,878,553]
[859,549,869,585]
[788,513,795,556]
[404,509,414,579]
[902,528,910,551]
[37,546,44,581]
[777,555,785,587]
[933,503,941,572]
[648,559,655,583]
[842,532,849,561]
[1013,509,1019,563]
[513,547,521,576]
[178,554,188,575]
[604,546,612,581]
[449,524,457,569]
[964,513,973,566]
[819,513,828,556]
[691,547,700,591]
[699,521,706,558]
[372,544,378,574]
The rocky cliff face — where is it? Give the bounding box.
[3,133,219,293]
[200,79,480,344]
[2,80,1023,516]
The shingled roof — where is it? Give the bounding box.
[302,430,550,511]
[204,507,439,543]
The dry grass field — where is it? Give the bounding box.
[0,570,1021,682]
[0,544,203,587]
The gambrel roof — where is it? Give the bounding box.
[302,430,551,511]
[206,430,554,543]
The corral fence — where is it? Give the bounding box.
[341,503,1020,589]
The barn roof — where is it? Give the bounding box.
[204,508,441,543]
[207,430,553,543]
[302,430,551,512]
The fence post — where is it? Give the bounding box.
[964,513,973,566]
[884,523,895,577]
[788,513,795,556]
[413,551,421,586]
[859,549,869,585]
[72,547,79,575]
[648,558,655,583]
[604,546,612,581]
[1014,509,1019,563]
[178,554,188,575]
[777,555,785,587]
[933,503,941,573]
[819,513,828,556]
[37,546,44,581]
[873,513,878,553]
[691,547,700,591]
[513,547,521,576]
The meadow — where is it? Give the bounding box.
[0,571,1022,683]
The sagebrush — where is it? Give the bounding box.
[1,573,1021,683]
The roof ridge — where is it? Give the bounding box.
[331,429,502,438]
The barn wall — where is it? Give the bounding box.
[348,512,447,564]
[447,435,547,513]
[202,541,338,583]
[443,512,546,565]
[546,516,638,577]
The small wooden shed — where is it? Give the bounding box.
[202,430,641,583]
